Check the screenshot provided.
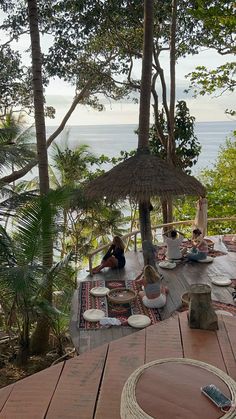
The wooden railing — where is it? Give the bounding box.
[87,216,236,275]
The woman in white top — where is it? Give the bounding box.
[162,229,185,260]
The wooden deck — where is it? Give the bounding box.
[70,238,236,354]
[0,312,235,418]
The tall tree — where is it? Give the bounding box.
[27,0,53,354]
[138,0,154,254]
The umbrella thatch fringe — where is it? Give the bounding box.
[85,153,205,202]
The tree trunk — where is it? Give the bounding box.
[139,202,153,244]
[27,0,53,354]
[138,0,154,257]
[163,0,177,226]
[168,0,177,166]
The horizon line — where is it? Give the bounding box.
[46,120,235,127]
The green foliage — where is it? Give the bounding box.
[174,135,236,235]
[185,63,236,97]
[189,0,236,54]
[149,101,201,173]
[0,191,74,364]
[0,46,32,114]
[0,113,36,174]
[201,138,236,233]
[186,1,235,114]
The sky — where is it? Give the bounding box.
[1,12,235,127]
[43,48,235,126]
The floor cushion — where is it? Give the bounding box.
[198,256,214,263]
[211,277,232,286]
[83,309,105,322]
[215,310,233,317]
[127,314,151,328]
[90,286,110,296]
[159,261,176,269]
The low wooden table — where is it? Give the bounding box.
[133,359,235,418]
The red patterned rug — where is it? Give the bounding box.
[222,235,236,252]
[155,241,226,261]
[178,300,236,316]
[78,279,161,330]
[78,280,108,330]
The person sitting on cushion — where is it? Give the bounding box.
[162,229,186,260]
[186,228,208,261]
[91,236,126,274]
[136,265,168,309]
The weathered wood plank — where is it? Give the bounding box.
[222,316,236,363]
[145,315,183,362]
[46,344,108,419]
[0,385,13,412]
[0,363,64,419]
[216,315,236,381]
[94,329,146,419]
[179,311,227,371]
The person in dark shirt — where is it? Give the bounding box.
[91,236,126,274]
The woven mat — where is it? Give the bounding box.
[178,300,236,316]
[155,242,226,261]
[78,279,161,330]
[222,235,236,252]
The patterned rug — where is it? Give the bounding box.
[178,300,236,316]
[231,278,236,288]
[155,241,226,261]
[78,279,161,330]
[222,235,236,252]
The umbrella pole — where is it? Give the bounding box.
[139,202,156,267]
[137,0,154,263]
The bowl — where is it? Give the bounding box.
[107,288,137,305]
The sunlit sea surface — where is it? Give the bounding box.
[47,121,235,174]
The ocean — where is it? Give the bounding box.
[46,121,235,175]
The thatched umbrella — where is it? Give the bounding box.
[85,149,205,202]
[85,149,205,266]
[84,0,205,266]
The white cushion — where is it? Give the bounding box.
[211,277,232,286]
[198,256,214,263]
[166,258,182,264]
[90,286,110,297]
[215,310,233,317]
[159,261,176,269]
[127,314,151,328]
[83,309,105,322]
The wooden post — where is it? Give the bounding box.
[88,255,93,276]
[134,233,137,252]
[188,284,218,330]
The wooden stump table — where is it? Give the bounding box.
[188,284,218,330]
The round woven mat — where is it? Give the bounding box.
[120,358,236,419]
